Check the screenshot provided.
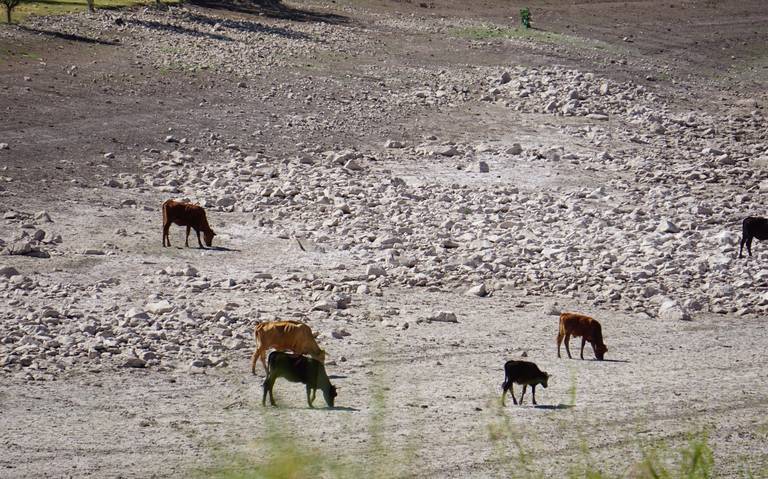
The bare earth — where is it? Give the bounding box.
[1,1,768,477]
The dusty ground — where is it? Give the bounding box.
[1,0,768,477]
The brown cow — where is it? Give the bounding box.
[556,312,608,361]
[251,320,326,374]
[162,199,216,248]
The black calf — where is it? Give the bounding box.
[739,217,768,258]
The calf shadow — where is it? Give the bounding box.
[264,405,359,412]
[533,404,574,410]
[208,246,241,252]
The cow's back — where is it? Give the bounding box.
[744,217,768,240]
[559,312,595,337]
[504,360,544,382]
[164,200,205,227]
[257,321,317,353]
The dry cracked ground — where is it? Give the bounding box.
[1,0,768,477]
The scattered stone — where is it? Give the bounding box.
[658,299,692,321]
[465,283,488,297]
[506,143,523,155]
[385,140,405,149]
[657,219,681,234]
[122,357,147,368]
[146,301,173,315]
[427,311,458,323]
[0,266,20,278]
[366,264,387,278]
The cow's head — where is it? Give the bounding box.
[541,373,550,388]
[594,343,608,361]
[325,384,338,408]
[204,229,216,247]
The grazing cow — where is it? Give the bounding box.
[251,320,326,374]
[262,351,337,408]
[739,217,768,258]
[557,312,608,361]
[162,199,216,249]
[501,360,549,406]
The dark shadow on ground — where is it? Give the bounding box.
[533,404,574,410]
[126,18,233,41]
[600,358,630,363]
[179,10,311,40]
[328,374,348,379]
[208,246,242,252]
[18,26,117,45]
[185,0,348,25]
[263,405,360,411]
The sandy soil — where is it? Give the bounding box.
[1,0,768,477]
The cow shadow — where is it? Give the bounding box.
[264,405,359,412]
[186,0,349,25]
[328,374,348,380]
[533,404,574,410]
[208,246,241,252]
[600,358,630,363]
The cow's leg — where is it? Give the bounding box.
[185,226,191,247]
[259,347,269,373]
[580,337,587,360]
[564,333,572,359]
[556,332,564,358]
[747,237,754,257]
[306,385,314,408]
[531,385,537,405]
[196,229,204,248]
[510,384,518,405]
[262,377,276,406]
[163,223,171,247]
[251,348,260,375]
[739,236,745,258]
[520,385,528,405]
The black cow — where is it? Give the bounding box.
[739,217,768,258]
[262,351,337,408]
[501,360,549,406]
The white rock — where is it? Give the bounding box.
[657,219,681,234]
[658,299,691,321]
[465,283,488,297]
[146,301,173,315]
[385,140,405,149]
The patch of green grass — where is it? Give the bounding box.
[9,0,180,23]
[450,24,624,54]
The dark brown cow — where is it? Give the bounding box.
[556,312,608,360]
[162,199,216,248]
